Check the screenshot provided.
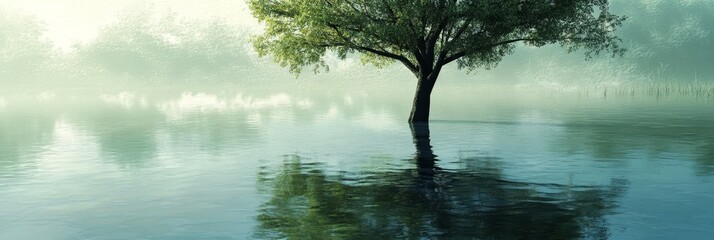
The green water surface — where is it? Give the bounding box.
[1,89,713,239]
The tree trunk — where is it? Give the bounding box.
[410,122,436,163]
[408,73,437,123]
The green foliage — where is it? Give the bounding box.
[0,8,53,79]
[249,0,626,75]
[75,9,252,79]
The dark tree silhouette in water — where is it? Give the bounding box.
[248,0,626,122]
[254,124,628,239]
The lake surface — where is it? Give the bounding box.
[1,88,713,239]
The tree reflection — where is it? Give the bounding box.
[554,111,714,175]
[0,107,56,176]
[255,124,628,239]
[68,104,163,168]
[695,142,714,176]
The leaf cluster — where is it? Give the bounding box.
[249,0,626,76]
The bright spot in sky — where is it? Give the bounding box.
[0,0,258,51]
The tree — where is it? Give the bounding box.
[0,8,53,81]
[75,9,251,79]
[248,0,626,122]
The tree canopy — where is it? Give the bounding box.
[248,0,626,75]
[76,10,251,78]
[249,0,626,122]
[0,8,53,79]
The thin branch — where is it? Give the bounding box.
[442,37,599,65]
[443,38,532,65]
[326,23,418,73]
[358,46,418,73]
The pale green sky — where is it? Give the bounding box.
[0,0,258,51]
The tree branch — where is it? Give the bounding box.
[443,38,532,65]
[358,46,418,74]
[442,36,602,65]
[326,22,417,73]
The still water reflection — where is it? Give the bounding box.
[255,124,627,239]
[1,91,713,239]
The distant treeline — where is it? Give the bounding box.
[1,8,267,84]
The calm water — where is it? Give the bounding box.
[1,89,713,239]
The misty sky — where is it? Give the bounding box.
[0,0,257,51]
